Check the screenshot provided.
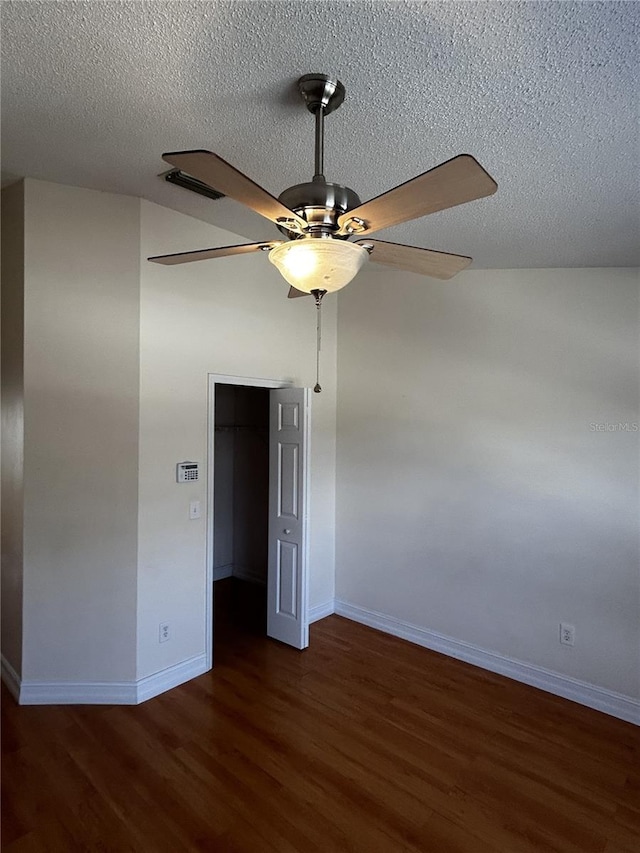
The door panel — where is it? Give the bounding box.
[278,443,299,518]
[276,541,298,618]
[268,388,310,649]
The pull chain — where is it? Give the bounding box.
[311,289,327,393]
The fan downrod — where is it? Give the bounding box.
[277,73,358,238]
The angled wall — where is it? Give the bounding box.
[137,201,337,679]
[1,182,338,702]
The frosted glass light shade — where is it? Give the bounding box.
[268,239,369,293]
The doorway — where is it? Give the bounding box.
[212,384,270,652]
[206,374,311,670]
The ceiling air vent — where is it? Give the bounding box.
[163,169,225,201]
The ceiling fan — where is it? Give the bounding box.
[148,73,498,301]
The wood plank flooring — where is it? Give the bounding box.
[2,607,638,852]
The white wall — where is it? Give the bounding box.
[137,201,337,678]
[336,267,639,699]
[10,177,634,712]
[1,181,25,676]
[21,179,140,682]
[2,183,336,695]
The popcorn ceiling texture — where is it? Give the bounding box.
[1,0,638,268]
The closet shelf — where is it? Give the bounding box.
[215,425,268,433]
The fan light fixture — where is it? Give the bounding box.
[148,73,498,392]
[268,239,369,294]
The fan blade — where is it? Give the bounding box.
[162,150,307,231]
[148,242,281,265]
[287,287,310,299]
[357,239,472,279]
[338,154,497,236]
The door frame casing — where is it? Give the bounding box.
[206,373,300,669]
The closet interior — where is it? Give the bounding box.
[213,384,270,647]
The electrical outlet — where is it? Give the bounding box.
[159,622,170,643]
[560,622,575,646]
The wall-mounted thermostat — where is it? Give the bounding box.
[176,461,199,483]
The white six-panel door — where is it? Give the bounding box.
[267,387,310,649]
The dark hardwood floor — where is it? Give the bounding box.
[2,605,638,852]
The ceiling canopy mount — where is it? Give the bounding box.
[297,73,346,116]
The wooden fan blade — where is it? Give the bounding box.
[148,242,281,265]
[162,150,307,231]
[338,154,497,236]
[357,239,472,279]
[287,287,310,299]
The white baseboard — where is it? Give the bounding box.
[2,653,209,706]
[5,600,636,724]
[309,599,336,623]
[232,565,267,586]
[333,599,639,726]
[213,564,267,586]
[1,654,21,702]
[136,654,209,703]
[213,563,233,581]
[18,677,138,705]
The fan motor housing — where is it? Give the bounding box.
[277,181,361,237]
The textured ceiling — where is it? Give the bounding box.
[1,0,638,269]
